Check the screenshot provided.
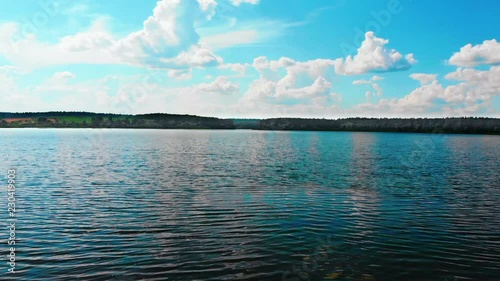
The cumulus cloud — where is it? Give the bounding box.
[197,76,240,94]
[445,66,500,100]
[253,56,300,74]
[277,59,333,88]
[59,17,115,52]
[0,0,224,70]
[393,80,444,109]
[352,75,384,99]
[245,56,337,102]
[168,69,192,80]
[333,32,416,75]
[245,76,334,102]
[0,65,21,75]
[61,32,114,52]
[161,44,223,68]
[198,0,217,17]
[219,63,250,76]
[445,66,500,84]
[352,80,371,85]
[276,77,332,99]
[32,71,79,93]
[0,67,21,104]
[2,66,497,118]
[2,0,497,118]
[449,39,500,67]
[231,0,260,6]
[113,0,221,68]
[0,22,120,69]
[410,73,438,85]
[252,56,334,84]
[355,67,500,116]
[52,71,76,80]
[353,75,384,85]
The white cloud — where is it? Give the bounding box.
[353,75,384,85]
[0,65,21,75]
[201,30,259,50]
[445,66,500,85]
[449,39,500,67]
[245,76,334,102]
[199,19,290,51]
[355,67,500,117]
[167,69,192,80]
[277,59,332,87]
[230,0,260,6]
[352,75,384,98]
[0,67,21,104]
[0,21,121,70]
[252,56,334,84]
[276,77,332,99]
[252,56,298,73]
[113,0,220,68]
[0,71,115,113]
[32,71,79,93]
[196,76,240,94]
[445,66,500,101]
[219,62,250,76]
[1,66,497,118]
[0,0,223,71]
[52,71,76,80]
[161,44,223,68]
[198,0,217,17]
[245,56,337,102]
[410,73,438,85]
[333,32,416,75]
[393,80,444,109]
[352,80,371,85]
[59,17,114,52]
[201,30,259,49]
[1,0,497,118]
[372,83,383,97]
[60,31,114,52]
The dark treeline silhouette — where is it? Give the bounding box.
[0,111,125,118]
[135,113,235,129]
[0,112,235,129]
[232,119,261,129]
[1,112,499,134]
[259,117,500,134]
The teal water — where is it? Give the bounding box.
[1,129,499,281]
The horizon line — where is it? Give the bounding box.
[0,111,499,120]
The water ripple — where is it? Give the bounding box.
[0,129,498,280]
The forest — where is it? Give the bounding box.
[0,112,498,134]
[0,112,236,129]
[258,117,500,134]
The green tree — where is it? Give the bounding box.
[37,117,48,125]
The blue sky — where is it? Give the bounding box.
[0,0,499,118]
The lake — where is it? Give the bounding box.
[1,129,499,280]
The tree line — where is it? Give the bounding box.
[1,112,498,134]
[259,117,500,134]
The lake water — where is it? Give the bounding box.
[1,129,499,281]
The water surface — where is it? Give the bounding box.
[1,129,499,280]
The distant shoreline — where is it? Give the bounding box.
[1,127,498,136]
[1,112,499,135]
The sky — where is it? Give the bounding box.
[0,0,499,118]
